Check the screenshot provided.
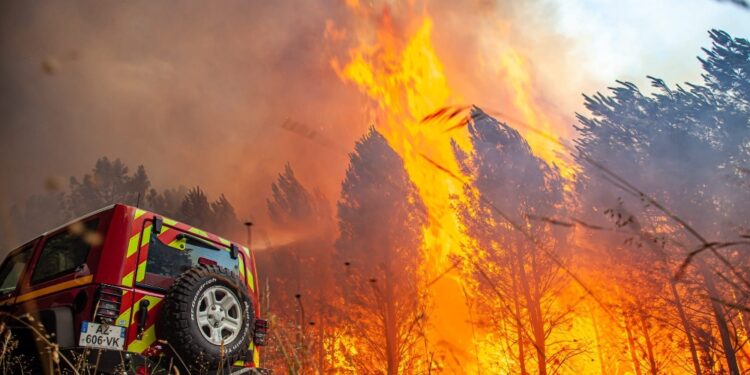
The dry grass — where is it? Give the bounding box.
[0,313,256,375]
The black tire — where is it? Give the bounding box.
[157,265,254,370]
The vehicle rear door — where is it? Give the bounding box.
[125,217,244,354]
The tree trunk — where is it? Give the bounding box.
[510,261,528,375]
[384,274,399,375]
[668,279,702,375]
[639,314,658,375]
[516,248,546,375]
[698,260,740,375]
[318,306,326,374]
[591,311,607,375]
[624,314,644,375]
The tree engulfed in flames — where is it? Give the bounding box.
[319,3,750,375]
[328,4,586,374]
[330,9,478,372]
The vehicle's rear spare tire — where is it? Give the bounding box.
[157,265,254,369]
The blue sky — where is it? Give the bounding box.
[548,0,750,89]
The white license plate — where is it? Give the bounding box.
[79,321,126,350]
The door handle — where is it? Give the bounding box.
[136,299,150,339]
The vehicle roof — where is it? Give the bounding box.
[5,204,119,252]
[40,204,119,238]
[7,203,248,254]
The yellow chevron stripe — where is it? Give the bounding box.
[238,256,246,278]
[120,295,161,329]
[188,227,208,238]
[122,271,134,287]
[163,217,177,226]
[134,208,147,220]
[16,275,93,303]
[139,225,152,248]
[127,231,141,258]
[116,307,130,328]
[167,237,187,250]
[127,325,156,353]
[233,342,257,367]
[254,345,260,366]
[126,295,162,352]
[115,290,131,327]
[135,261,147,282]
[247,271,255,292]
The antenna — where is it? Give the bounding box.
[135,192,141,208]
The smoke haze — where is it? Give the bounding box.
[1,0,747,243]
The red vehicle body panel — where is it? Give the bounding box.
[0,204,262,368]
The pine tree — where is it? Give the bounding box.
[145,186,188,218]
[335,127,426,374]
[267,164,315,227]
[260,163,336,373]
[574,29,750,375]
[454,108,569,374]
[267,163,331,233]
[68,157,150,216]
[175,187,240,237]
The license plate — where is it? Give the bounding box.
[79,321,126,350]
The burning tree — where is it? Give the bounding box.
[575,30,750,375]
[334,127,428,374]
[453,108,575,374]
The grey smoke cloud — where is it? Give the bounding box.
[0,1,367,235]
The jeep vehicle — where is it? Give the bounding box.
[0,204,269,374]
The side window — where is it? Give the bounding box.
[141,231,239,289]
[0,244,34,295]
[31,219,99,284]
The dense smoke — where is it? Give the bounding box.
[2,1,750,374]
[0,0,604,249]
[0,1,366,248]
[1,0,743,246]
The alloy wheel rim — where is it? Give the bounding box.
[196,285,242,345]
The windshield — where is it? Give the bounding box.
[0,244,34,295]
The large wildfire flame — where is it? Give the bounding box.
[328,3,577,373]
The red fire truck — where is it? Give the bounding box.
[0,204,268,374]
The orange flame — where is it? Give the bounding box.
[331,9,477,371]
[329,4,579,373]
